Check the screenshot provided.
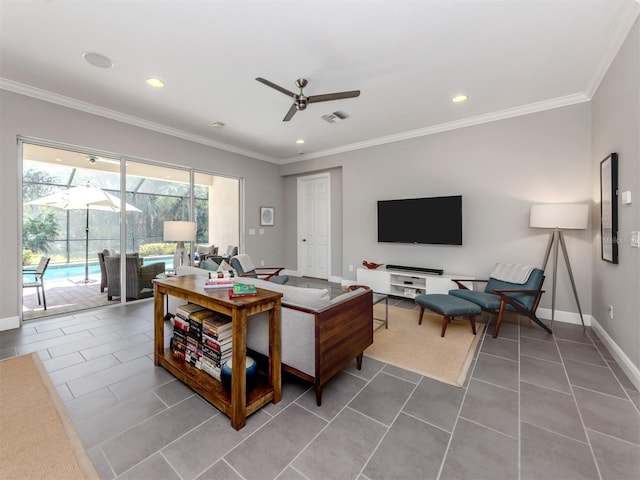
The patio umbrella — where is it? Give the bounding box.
[26,181,141,284]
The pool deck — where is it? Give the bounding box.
[23,274,127,321]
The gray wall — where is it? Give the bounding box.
[282,104,593,320]
[0,90,286,325]
[591,18,639,368]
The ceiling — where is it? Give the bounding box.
[1,1,638,164]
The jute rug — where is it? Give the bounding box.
[365,304,484,386]
[0,353,98,479]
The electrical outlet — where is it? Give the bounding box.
[348,265,354,272]
[608,305,614,320]
[261,259,264,266]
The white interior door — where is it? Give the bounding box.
[297,173,330,279]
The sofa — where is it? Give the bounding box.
[170,266,373,405]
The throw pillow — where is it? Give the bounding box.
[200,258,219,271]
[217,260,235,273]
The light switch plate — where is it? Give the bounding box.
[631,231,639,248]
[621,191,632,205]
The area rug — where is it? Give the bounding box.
[365,304,484,386]
[0,353,98,479]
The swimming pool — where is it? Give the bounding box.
[26,257,173,281]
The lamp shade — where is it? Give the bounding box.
[529,204,589,230]
[163,221,196,241]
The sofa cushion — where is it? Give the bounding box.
[235,277,331,310]
[330,287,367,306]
[176,265,209,277]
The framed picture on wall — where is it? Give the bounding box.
[260,206,275,226]
[600,152,618,264]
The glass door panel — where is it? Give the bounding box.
[22,143,121,319]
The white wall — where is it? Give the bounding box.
[591,18,640,369]
[281,104,593,319]
[0,90,286,327]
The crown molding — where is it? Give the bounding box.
[0,78,277,164]
[281,93,591,164]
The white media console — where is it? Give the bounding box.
[356,267,474,299]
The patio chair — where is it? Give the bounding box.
[210,245,238,264]
[230,253,288,284]
[104,255,165,300]
[449,263,550,338]
[97,249,113,292]
[194,245,218,266]
[23,256,50,310]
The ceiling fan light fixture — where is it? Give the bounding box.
[451,94,468,103]
[146,78,164,88]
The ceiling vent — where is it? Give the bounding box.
[321,110,348,124]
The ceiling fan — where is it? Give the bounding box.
[256,77,360,122]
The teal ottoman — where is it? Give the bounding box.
[415,294,481,337]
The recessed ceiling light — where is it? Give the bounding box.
[82,52,114,69]
[211,121,226,128]
[296,139,305,144]
[452,95,468,103]
[146,78,164,88]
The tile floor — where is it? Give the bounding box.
[1,296,639,480]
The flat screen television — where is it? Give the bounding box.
[377,195,462,245]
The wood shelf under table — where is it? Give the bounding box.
[153,275,283,430]
[158,349,275,417]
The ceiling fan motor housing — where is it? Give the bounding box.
[295,94,309,111]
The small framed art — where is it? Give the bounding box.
[260,206,275,226]
[600,153,618,264]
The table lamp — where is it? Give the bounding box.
[164,221,196,268]
[530,204,589,328]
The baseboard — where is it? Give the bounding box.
[537,307,592,326]
[590,317,640,392]
[0,315,20,331]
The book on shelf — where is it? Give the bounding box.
[234,283,257,295]
[202,315,232,333]
[173,316,189,333]
[228,283,258,298]
[202,329,232,343]
[170,337,187,360]
[200,358,221,380]
[176,303,206,319]
[203,334,232,351]
[203,279,235,289]
[172,330,187,346]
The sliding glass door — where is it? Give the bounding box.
[21,142,240,320]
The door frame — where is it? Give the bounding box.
[296,172,331,279]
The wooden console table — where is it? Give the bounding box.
[153,275,282,430]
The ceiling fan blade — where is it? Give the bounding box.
[256,77,295,97]
[283,103,298,122]
[308,90,361,103]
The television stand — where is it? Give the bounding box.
[356,267,473,299]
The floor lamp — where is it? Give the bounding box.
[530,204,589,328]
[164,221,197,269]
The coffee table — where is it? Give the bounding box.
[373,292,388,330]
